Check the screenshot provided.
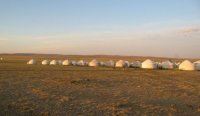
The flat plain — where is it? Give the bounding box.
[0,54,200,115]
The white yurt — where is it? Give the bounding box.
[62,60,71,65]
[195,64,200,71]
[115,60,125,68]
[77,60,87,66]
[57,60,62,65]
[130,61,141,68]
[124,61,130,68]
[85,61,89,66]
[89,59,99,67]
[41,60,50,65]
[105,60,115,67]
[161,60,174,69]
[179,60,194,71]
[194,60,200,65]
[27,59,36,64]
[99,61,105,66]
[155,62,162,69]
[71,60,77,66]
[141,59,156,69]
[194,60,200,71]
[50,60,58,65]
[175,62,180,68]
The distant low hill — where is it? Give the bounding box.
[1,53,198,62]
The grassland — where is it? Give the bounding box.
[0,54,200,115]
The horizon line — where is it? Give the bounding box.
[0,52,199,60]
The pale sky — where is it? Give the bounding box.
[0,0,200,58]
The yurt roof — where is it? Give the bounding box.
[179,60,194,71]
[194,60,200,64]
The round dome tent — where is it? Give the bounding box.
[99,61,105,66]
[156,62,162,69]
[62,60,71,66]
[41,60,50,65]
[141,59,156,69]
[194,60,200,71]
[71,60,77,66]
[105,60,115,67]
[77,60,87,66]
[195,63,200,71]
[194,60,200,64]
[172,62,177,68]
[175,62,181,68]
[124,61,130,68]
[50,60,58,65]
[115,60,125,68]
[179,60,194,71]
[161,60,174,69]
[85,61,89,66]
[57,60,62,65]
[27,59,36,65]
[130,61,141,68]
[89,59,99,67]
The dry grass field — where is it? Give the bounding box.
[0,54,200,115]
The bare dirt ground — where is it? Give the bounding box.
[0,55,200,115]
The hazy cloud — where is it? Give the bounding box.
[1,23,200,58]
[0,39,6,41]
[182,27,200,33]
